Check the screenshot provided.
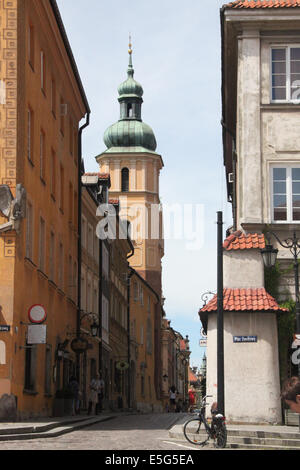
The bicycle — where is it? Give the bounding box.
[183,395,227,448]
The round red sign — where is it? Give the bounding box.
[28,305,47,324]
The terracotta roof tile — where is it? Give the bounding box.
[225,0,300,9]
[200,288,288,313]
[83,172,110,179]
[223,231,266,251]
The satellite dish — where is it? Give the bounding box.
[0,185,13,218]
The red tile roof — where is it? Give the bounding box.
[83,172,110,179]
[225,0,300,8]
[189,369,198,383]
[200,288,288,313]
[223,231,266,251]
[109,199,119,205]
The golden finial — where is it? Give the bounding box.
[129,34,132,55]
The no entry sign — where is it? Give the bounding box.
[28,305,47,324]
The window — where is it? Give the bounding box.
[88,223,93,256]
[27,107,34,163]
[69,182,73,224]
[51,79,56,116]
[133,282,138,302]
[81,216,87,248]
[26,201,33,260]
[58,242,64,289]
[41,50,46,93]
[69,119,73,155]
[60,97,65,135]
[50,150,56,198]
[121,168,129,192]
[102,245,109,280]
[39,217,45,272]
[271,165,300,222]
[28,24,34,68]
[40,129,45,182]
[59,164,64,212]
[271,46,300,102]
[49,231,55,281]
[68,255,72,297]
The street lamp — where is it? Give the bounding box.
[261,230,300,430]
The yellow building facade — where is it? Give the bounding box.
[129,269,162,412]
[0,0,89,418]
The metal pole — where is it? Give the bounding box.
[217,211,225,416]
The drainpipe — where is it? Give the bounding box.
[76,112,90,382]
[126,247,134,410]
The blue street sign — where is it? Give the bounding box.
[233,336,257,343]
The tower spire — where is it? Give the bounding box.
[128,34,134,76]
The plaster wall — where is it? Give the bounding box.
[224,249,264,289]
[206,311,282,424]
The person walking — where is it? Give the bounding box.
[96,373,105,414]
[188,387,195,412]
[68,376,80,416]
[87,373,102,415]
[169,385,177,413]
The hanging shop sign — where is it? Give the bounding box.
[28,304,47,324]
[233,336,257,343]
[199,339,207,347]
[116,361,129,371]
[71,337,89,353]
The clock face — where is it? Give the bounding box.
[28,305,47,324]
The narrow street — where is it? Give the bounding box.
[0,413,206,451]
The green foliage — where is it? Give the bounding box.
[264,263,296,385]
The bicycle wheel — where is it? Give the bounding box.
[183,418,209,446]
[214,423,227,449]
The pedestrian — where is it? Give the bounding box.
[281,376,300,414]
[188,387,195,412]
[169,385,177,412]
[68,376,80,416]
[87,373,102,415]
[96,373,105,414]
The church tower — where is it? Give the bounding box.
[96,41,164,297]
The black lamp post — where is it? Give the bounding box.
[261,231,300,430]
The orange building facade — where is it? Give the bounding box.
[0,0,89,418]
[129,269,163,412]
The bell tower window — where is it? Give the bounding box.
[121,168,129,192]
[127,104,133,118]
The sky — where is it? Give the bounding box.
[57,0,232,370]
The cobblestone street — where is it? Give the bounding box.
[0,413,204,451]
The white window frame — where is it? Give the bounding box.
[270,163,300,223]
[270,44,300,104]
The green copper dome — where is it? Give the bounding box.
[103,45,157,153]
[104,120,157,151]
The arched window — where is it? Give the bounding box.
[121,168,129,192]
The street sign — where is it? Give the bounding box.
[27,325,47,344]
[28,304,47,324]
[0,325,10,332]
[233,336,257,343]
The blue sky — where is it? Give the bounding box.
[57,0,232,369]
